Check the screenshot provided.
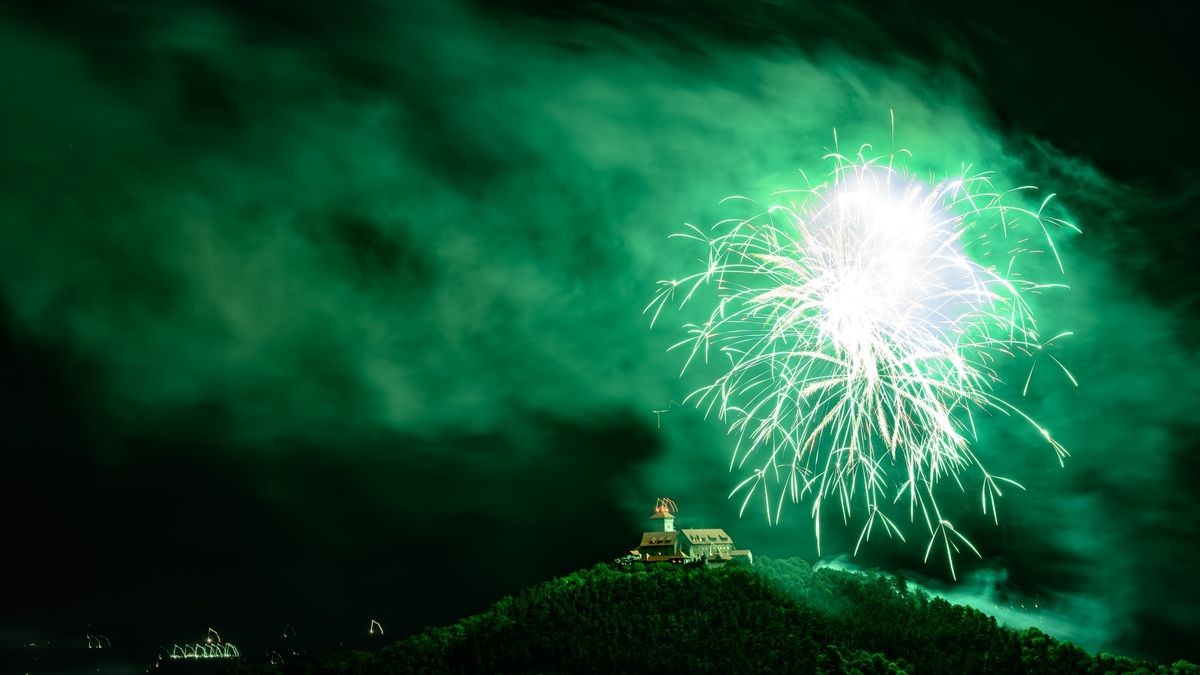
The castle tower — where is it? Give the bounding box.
[649,497,677,532]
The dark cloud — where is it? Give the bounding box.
[0,0,1196,663]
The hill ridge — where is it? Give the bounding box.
[239,557,1197,674]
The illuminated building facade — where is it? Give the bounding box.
[629,499,753,565]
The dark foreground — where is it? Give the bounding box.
[228,557,1197,674]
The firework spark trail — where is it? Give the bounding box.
[648,139,1078,577]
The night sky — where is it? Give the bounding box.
[2,0,1198,665]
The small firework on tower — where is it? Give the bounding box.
[649,497,677,532]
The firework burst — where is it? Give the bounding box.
[648,137,1078,576]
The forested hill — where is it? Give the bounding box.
[238,558,1197,674]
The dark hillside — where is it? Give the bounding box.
[237,558,1197,674]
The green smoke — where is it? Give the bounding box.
[1,0,1196,660]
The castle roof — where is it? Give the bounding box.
[680,528,733,544]
[639,531,678,548]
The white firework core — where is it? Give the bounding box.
[649,149,1076,577]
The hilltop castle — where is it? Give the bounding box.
[627,498,753,565]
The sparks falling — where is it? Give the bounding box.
[648,139,1079,577]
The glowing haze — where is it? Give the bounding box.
[650,140,1079,577]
